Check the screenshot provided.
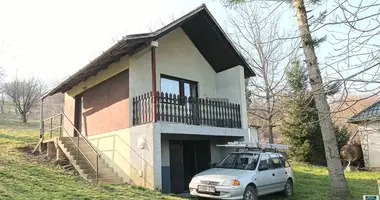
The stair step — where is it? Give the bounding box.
[71,156,103,167]
[73,158,107,167]
[68,149,99,158]
[80,167,114,174]
[63,142,95,149]
[57,136,123,185]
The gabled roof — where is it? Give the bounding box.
[45,4,255,97]
[348,101,380,124]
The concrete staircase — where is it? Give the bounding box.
[57,137,123,184]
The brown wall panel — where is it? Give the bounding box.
[63,93,75,136]
[81,69,129,136]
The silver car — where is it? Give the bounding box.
[189,151,294,200]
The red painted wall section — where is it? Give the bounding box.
[81,69,129,136]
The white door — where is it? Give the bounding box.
[256,154,276,195]
[270,154,287,192]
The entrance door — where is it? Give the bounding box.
[170,140,211,193]
[169,140,184,194]
[73,95,83,137]
[194,140,211,173]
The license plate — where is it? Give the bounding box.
[198,185,216,193]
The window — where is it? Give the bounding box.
[270,154,285,168]
[279,155,291,168]
[258,154,275,171]
[160,75,198,99]
[215,153,260,170]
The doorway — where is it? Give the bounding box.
[73,95,83,136]
[169,140,211,194]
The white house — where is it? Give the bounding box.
[348,101,380,170]
[41,4,257,194]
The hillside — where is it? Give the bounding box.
[0,118,379,199]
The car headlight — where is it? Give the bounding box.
[220,180,240,186]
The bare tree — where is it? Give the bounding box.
[323,0,380,119]
[3,77,45,123]
[292,0,350,198]
[226,2,296,143]
[222,0,351,198]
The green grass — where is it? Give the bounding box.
[0,121,184,200]
[0,118,379,199]
[260,164,380,200]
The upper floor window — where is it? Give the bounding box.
[160,75,198,98]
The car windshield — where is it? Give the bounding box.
[215,153,260,170]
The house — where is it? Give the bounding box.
[348,101,380,170]
[40,4,257,194]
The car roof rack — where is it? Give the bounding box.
[216,141,289,153]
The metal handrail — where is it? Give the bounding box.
[42,112,99,183]
[61,112,100,157]
[61,126,98,171]
[44,126,61,133]
[42,113,63,122]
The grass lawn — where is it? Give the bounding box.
[0,118,379,199]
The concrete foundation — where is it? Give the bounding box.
[47,141,57,159]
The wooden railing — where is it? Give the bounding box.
[132,92,242,128]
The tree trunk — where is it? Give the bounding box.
[22,113,27,123]
[267,117,274,143]
[0,94,3,115]
[293,0,350,199]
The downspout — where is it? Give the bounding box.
[39,98,44,138]
[39,92,50,138]
[151,41,158,122]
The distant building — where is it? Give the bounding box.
[348,101,380,170]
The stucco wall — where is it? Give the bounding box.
[63,93,75,136]
[64,27,248,128]
[88,123,158,189]
[67,55,130,97]
[155,28,217,99]
[216,65,248,128]
[359,122,380,168]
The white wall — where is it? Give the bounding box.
[216,66,248,128]
[87,123,159,189]
[155,28,217,99]
[249,127,259,144]
[159,122,249,138]
[359,122,380,168]
[127,27,248,128]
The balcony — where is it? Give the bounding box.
[132,92,242,128]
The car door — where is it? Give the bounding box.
[256,154,276,195]
[270,154,287,192]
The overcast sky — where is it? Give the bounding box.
[0,0,232,85]
[1,0,376,94]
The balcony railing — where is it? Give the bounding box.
[132,92,241,128]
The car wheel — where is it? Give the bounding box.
[243,185,258,200]
[283,179,293,197]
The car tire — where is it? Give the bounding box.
[283,179,293,197]
[243,185,258,200]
